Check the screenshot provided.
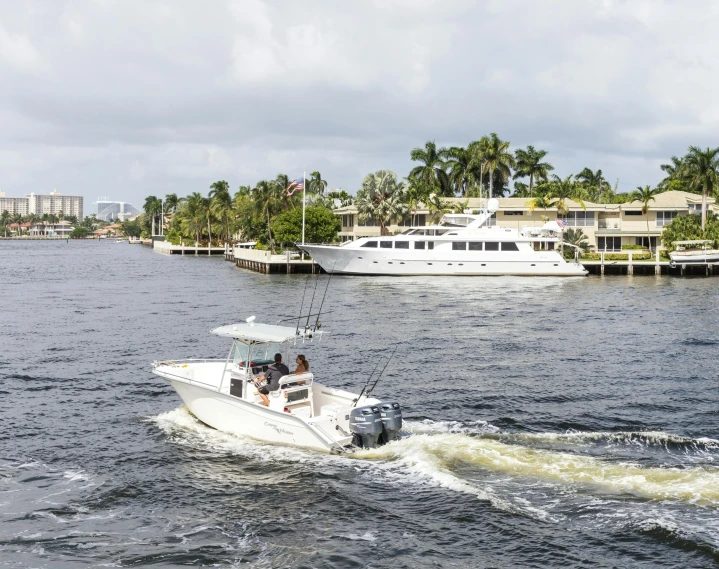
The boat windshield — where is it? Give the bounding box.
[229,341,284,368]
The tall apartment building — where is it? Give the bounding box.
[1,189,84,220]
[27,190,83,220]
[0,191,29,216]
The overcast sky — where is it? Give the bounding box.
[1,0,718,211]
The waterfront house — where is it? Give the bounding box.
[334,191,718,252]
[29,221,74,237]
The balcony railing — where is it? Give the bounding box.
[598,220,621,229]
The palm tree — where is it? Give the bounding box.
[513,146,553,196]
[525,192,554,215]
[630,185,660,254]
[564,228,590,252]
[659,156,686,191]
[164,193,179,212]
[143,195,162,235]
[482,133,515,200]
[209,181,233,244]
[355,170,408,235]
[180,192,206,245]
[512,182,531,198]
[576,168,611,202]
[683,146,719,230]
[409,141,451,196]
[445,146,482,196]
[308,171,328,196]
[426,193,452,224]
[252,180,284,252]
[545,175,585,215]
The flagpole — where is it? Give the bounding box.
[301,169,306,261]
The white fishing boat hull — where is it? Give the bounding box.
[302,244,587,276]
[167,379,343,452]
[669,250,719,264]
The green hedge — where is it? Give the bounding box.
[621,244,645,250]
[581,252,652,261]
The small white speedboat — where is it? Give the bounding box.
[669,240,719,264]
[152,318,402,453]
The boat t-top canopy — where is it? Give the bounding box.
[672,240,713,245]
[212,318,306,344]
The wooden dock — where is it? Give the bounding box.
[153,240,225,255]
[226,247,321,274]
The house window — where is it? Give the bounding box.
[361,241,378,248]
[414,241,425,249]
[656,211,677,227]
[468,242,482,251]
[357,215,376,227]
[598,236,622,251]
[501,242,519,251]
[414,214,427,226]
[452,242,467,250]
[485,242,499,251]
[395,241,409,249]
[503,211,523,216]
[635,237,658,248]
[688,204,701,215]
[624,211,642,216]
[379,241,392,249]
[341,214,354,228]
[558,211,595,227]
[395,217,413,227]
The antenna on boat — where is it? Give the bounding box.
[353,344,398,407]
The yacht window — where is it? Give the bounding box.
[399,229,414,235]
[414,241,425,249]
[501,242,519,251]
[361,241,378,248]
[428,242,434,250]
[468,242,483,251]
[395,241,409,249]
[380,241,392,249]
[452,242,467,251]
[485,242,499,251]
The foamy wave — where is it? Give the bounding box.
[355,433,719,506]
[493,430,719,452]
[404,419,500,435]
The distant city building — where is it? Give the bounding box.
[27,190,83,220]
[0,190,29,216]
[94,198,141,221]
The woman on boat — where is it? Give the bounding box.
[293,354,309,375]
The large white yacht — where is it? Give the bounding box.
[301,205,587,277]
[152,318,403,453]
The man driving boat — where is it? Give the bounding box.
[254,353,290,406]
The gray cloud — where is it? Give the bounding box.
[1,0,718,208]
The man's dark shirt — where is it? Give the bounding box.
[264,362,290,391]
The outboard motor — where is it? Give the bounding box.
[349,405,383,448]
[378,401,402,444]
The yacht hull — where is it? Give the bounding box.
[302,245,587,276]
[167,379,340,452]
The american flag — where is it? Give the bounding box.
[286,178,304,196]
[556,219,567,228]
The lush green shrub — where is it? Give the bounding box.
[581,252,652,261]
[621,244,645,250]
[166,230,182,245]
[662,212,719,250]
[69,227,89,239]
[272,206,341,245]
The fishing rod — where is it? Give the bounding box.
[277,310,335,325]
[353,344,399,406]
[365,344,398,399]
[313,261,336,331]
[304,274,321,331]
[295,275,311,334]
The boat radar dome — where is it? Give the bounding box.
[487,198,499,212]
[246,315,256,325]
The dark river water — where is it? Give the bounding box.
[2,240,719,568]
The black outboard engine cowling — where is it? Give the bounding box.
[378,401,402,444]
[349,405,383,448]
